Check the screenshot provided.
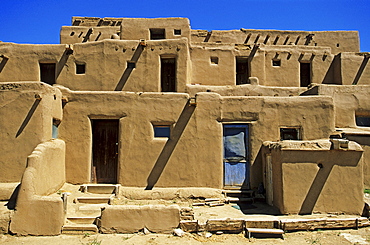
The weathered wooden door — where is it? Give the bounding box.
[92,119,119,183]
[223,124,249,189]
[161,57,176,92]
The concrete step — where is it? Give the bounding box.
[80,184,120,195]
[62,224,98,234]
[75,196,112,204]
[67,217,97,224]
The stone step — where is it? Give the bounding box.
[80,184,120,195]
[62,224,98,234]
[75,196,112,204]
[222,189,254,195]
[246,228,284,240]
[226,197,254,203]
[67,217,97,224]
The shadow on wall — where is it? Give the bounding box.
[5,184,20,210]
[283,150,362,214]
[115,43,145,91]
[322,55,341,85]
[352,55,370,85]
[56,48,73,79]
[15,98,41,138]
[145,101,196,190]
[0,55,9,73]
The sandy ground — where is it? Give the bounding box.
[1,227,370,244]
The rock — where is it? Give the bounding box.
[173,228,185,237]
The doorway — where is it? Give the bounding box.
[39,63,56,85]
[236,57,249,85]
[161,57,176,92]
[223,124,249,189]
[300,62,311,87]
[92,119,119,183]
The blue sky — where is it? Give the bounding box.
[1,0,369,51]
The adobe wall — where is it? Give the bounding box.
[302,84,370,128]
[191,29,359,53]
[264,141,363,215]
[0,40,190,92]
[0,82,62,182]
[120,18,190,41]
[340,53,370,85]
[10,139,65,235]
[58,88,334,189]
[60,26,120,44]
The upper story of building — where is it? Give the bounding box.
[0,17,368,92]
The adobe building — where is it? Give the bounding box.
[0,17,370,235]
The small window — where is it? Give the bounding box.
[127,61,136,69]
[272,59,281,67]
[280,127,300,140]
[52,119,61,139]
[356,116,370,127]
[150,28,165,40]
[76,63,86,74]
[154,125,171,138]
[174,29,181,35]
[210,57,219,65]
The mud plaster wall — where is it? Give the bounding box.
[120,18,190,41]
[270,149,363,215]
[0,82,62,182]
[261,46,334,86]
[340,53,370,85]
[0,40,190,92]
[60,26,120,44]
[59,89,334,189]
[306,85,370,128]
[190,29,359,54]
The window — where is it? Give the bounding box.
[272,59,281,67]
[153,125,171,138]
[40,63,56,85]
[174,29,181,35]
[210,57,219,65]
[127,61,136,69]
[150,28,165,40]
[280,127,300,140]
[76,63,86,74]
[356,116,370,127]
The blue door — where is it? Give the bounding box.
[223,124,249,188]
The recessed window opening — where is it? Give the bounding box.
[272,59,281,67]
[356,114,370,127]
[39,63,56,85]
[236,57,249,85]
[76,63,86,74]
[127,61,136,69]
[211,57,219,64]
[280,127,301,140]
[174,29,181,35]
[153,125,171,138]
[70,32,75,36]
[52,119,61,139]
[300,62,311,87]
[150,28,165,40]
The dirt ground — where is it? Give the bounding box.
[1,227,370,245]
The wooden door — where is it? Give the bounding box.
[161,58,176,92]
[92,119,119,183]
[223,124,249,189]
